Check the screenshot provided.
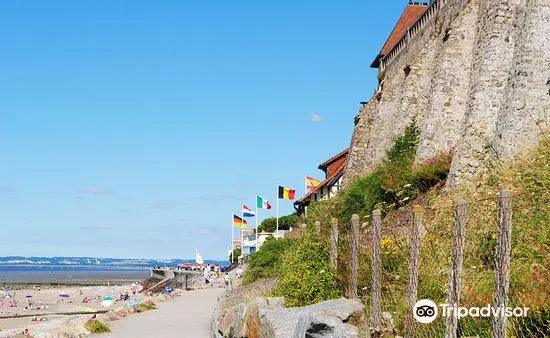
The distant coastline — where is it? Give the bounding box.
[0,256,229,285]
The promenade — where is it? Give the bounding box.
[104,288,225,338]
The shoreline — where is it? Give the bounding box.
[1,272,224,338]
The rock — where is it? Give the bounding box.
[213,293,364,338]
[259,298,364,338]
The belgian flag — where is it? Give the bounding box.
[278,186,296,200]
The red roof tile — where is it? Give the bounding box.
[371,4,428,68]
[318,148,349,171]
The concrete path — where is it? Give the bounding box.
[104,288,225,338]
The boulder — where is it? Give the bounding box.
[258,298,364,338]
[213,296,364,338]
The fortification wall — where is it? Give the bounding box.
[343,0,549,185]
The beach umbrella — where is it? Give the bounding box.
[101,296,115,307]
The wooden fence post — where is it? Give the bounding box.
[315,221,321,234]
[348,214,360,298]
[300,223,307,237]
[330,218,339,270]
[445,200,468,338]
[404,205,423,338]
[493,190,513,338]
[371,210,382,338]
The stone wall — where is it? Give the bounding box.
[343,0,549,185]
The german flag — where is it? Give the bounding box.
[233,214,247,227]
[278,186,296,200]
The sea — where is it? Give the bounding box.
[0,265,151,285]
[0,256,229,285]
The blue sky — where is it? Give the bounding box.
[0,1,408,260]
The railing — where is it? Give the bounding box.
[380,0,446,72]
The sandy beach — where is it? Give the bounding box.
[0,284,136,337]
[1,270,227,338]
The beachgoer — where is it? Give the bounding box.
[203,268,210,286]
[224,273,231,290]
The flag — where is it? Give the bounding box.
[242,204,255,217]
[256,196,272,209]
[306,176,322,190]
[233,214,247,227]
[278,186,296,200]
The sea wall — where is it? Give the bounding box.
[150,268,203,288]
[343,0,549,185]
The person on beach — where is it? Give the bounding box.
[224,273,231,291]
[203,267,210,286]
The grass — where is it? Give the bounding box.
[353,137,549,336]
[84,319,111,334]
[303,130,548,335]
[138,302,157,311]
[243,237,294,284]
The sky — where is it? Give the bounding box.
[0,1,409,260]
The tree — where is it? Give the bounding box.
[258,214,298,232]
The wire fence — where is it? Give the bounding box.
[307,189,549,337]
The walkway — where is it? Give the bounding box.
[104,288,225,338]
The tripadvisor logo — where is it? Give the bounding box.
[413,299,530,324]
[413,299,438,323]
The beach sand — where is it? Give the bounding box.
[0,284,134,337]
[1,274,227,338]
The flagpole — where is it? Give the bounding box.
[255,198,259,247]
[241,209,244,259]
[231,212,234,265]
[276,186,279,237]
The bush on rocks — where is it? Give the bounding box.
[275,235,341,307]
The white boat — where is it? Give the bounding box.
[195,249,205,265]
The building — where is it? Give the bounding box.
[240,229,291,259]
[294,148,349,214]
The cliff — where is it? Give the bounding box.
[343,0,549,186]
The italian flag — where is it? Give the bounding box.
[256,196,272,209]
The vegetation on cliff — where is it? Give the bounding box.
[243,121,548,335]
[244,237,294,284]
[306,117,452,222]
[306,136,549,336]
[274,233,341,307]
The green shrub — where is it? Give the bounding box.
[275,235,341,307]
[412,152,452,192]
[258,214,298,232]
[339,169,385,219]
[84,319,111,334]
[306,117,449,220]
[385,116,420,166]
[138,302,156,310]
[243,237,294,284]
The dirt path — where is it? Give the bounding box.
[103,288,225,338]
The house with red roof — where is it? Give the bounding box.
[371,2,429,68]
[294,149,349,214]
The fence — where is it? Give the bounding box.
[308,189,548,337]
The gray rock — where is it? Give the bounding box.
[260,298,364,338]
